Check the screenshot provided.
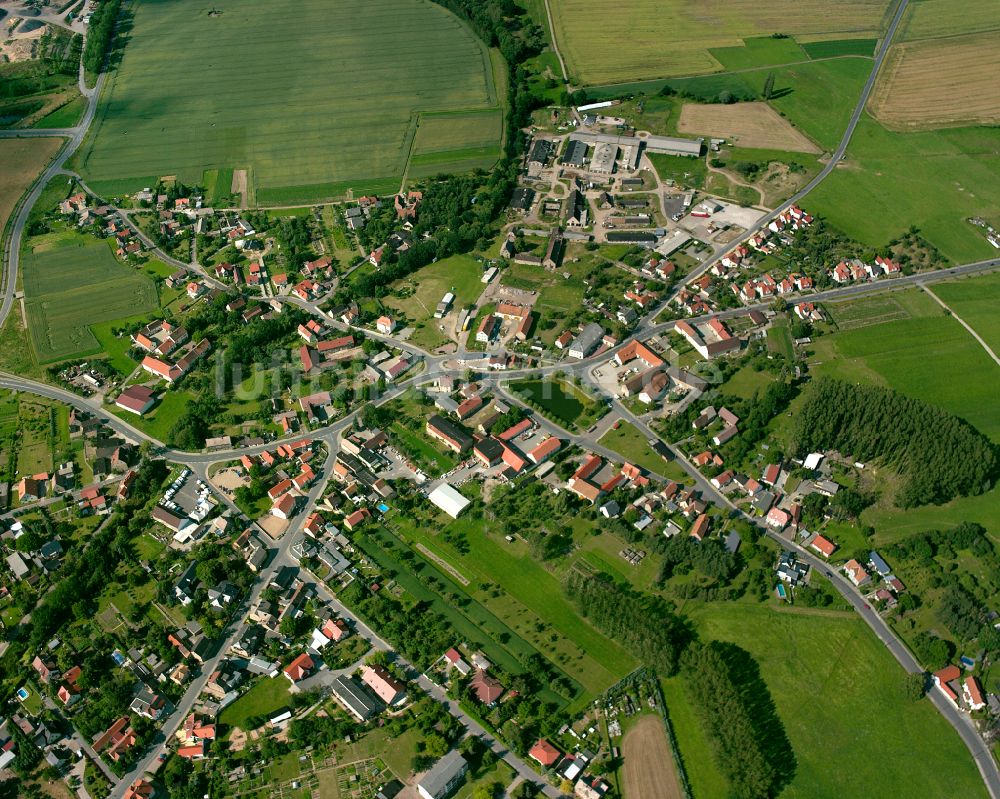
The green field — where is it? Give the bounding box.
[77,0,502,203]
[807,117,1000,262]
[678,601,988,798]
[549,0,892,84]
[929,273,1000,363]
[708,36,808,71]
[800,38,876,58]
[407,109,503,180]
[812,289,1000,442]
[22,233,158,363]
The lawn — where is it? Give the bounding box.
[219,677,292,729]
[808,289,1000,442]
[719,364,776,399]
[76,0,502,203]
[807,117,1000,263]
[22,232,158,363]
[680,601,988,798]
[108,389,194,444]
[599,421,689,482]
[766,317,794,359]
[549,0,892,84]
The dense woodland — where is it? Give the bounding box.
[794,378,997,507]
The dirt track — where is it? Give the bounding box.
[621,714,685,799]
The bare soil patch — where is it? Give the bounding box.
[0,138,63,235]
[869,32,1000,129]
[621,713,685,799]
[678,102,820,153]
[231,168,248,209]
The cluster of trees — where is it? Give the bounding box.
[794,378,997,507]
[681,641,794,799]
[83,0,121,74]
[168,393,222,450]
[20,459,168,651]
[717,380,798,463]
[656,535,739,584]
[564,571,690,674]
[490,482,576,561]
[274,216,315,271]
[343,584,453,670]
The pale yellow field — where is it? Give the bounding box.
[900,0,1000,41]
[678,102,821,152]
[869,32,1000,130]
[550,0,893,84]
[0,138,64,238]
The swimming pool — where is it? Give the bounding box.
[16,687,29,701]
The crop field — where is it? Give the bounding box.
[809,288,1000,442]
[708,36,808,71]
[0,138,63,239]
[678,102,820,152]
[621,714,685,799]
[76,0,502,204]
[828,294,912,330]
[900,0,1000,41]
[682,601,988,798]
[800,38,876,58]
[869,33,1000,130]
[548,0,892,84]
[807,117,1000,263]
[407,108,503,179]
[23,233,158,363]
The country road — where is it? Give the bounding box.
[5,0,1000,795]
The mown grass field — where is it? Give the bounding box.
[677,601,988,798]
[30,96,86,129]
[77,0,502,203]
[807,118,1000,263]
[812,288,1000,441]
[23,232,158,363]
[869,32,1000,130]
[0,138,63,240]
[549,0,891,84]
[219,677,292,730]
[899,0,1000,41]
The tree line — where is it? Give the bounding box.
[793,377,997,507]
[83,0,121,74]
[563,570,691,674]
[681,641,795,799]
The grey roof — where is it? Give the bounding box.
[418,750,468,799]
[332,675,380,720]
[725,531,741,553]
[562,139,588,167]
[528,139,552,164]
[869,551,891,576]
[569,323,604,357]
